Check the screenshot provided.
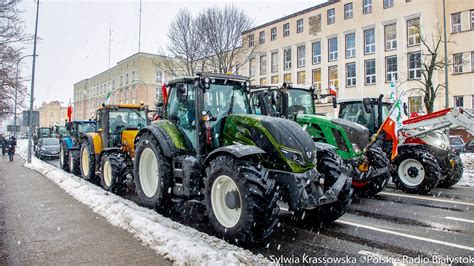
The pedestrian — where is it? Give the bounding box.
[7,142,15,162]
[1,138,6,156]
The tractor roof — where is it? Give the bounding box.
[250,83,314,93]
[167,72,249,86]
[97,103,148,110]
[337,98,392,104]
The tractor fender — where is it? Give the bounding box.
[81,133,103,155]
[314,142,337,152]
[201,145,266,173]
[134,123,185,158]
[63,137,74,150]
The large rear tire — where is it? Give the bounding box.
[306,149,352,225]
[80,141,96,181]
[391,147,440,194]
[100,153,131,195]
[359,145,390,197]
[437,155,463,188]
[59,141,70,172]
[205,155,279,244]
[133,132,172,211]
[69,149,81,175]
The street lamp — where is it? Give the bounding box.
[13,54,35,138]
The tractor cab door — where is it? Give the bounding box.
[168,83,197,150]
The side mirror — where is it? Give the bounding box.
[403,102,409,116]
[177,83,188,103]
[362,98,372,113]
[332,96,337,109]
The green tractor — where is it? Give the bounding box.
[132,73,352,244]
[248,83,390,197]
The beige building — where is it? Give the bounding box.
[73,52,170,120]
[240,0,474,113]
[38,101,68,127]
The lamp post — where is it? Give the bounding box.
[14,54,34,138]
[27,0,40,164]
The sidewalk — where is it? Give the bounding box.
[0,155,170,265]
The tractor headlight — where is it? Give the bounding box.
[352,143,361,154]
[281,148,305,165]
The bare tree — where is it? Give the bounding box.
[0,0,31,119]
[197,5,256,74]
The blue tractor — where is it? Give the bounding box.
[59,120,96,174]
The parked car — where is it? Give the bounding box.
[35,137,60,160]
[465,139,474,153]
[449,135,465,154]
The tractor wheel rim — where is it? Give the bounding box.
[69,152,74,171]
[60,145,64,166]
[139,148,159,198]
[103,160,112,187]
[81,147,89,177]
[398,159,425,186]
[211,175,241,228]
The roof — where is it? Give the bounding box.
[97,104,148,110]
[167,72,250,85]
[337,98,392,104]
[242,0,339,34]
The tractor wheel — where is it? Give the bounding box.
[306,149,352,226]
[59,141,70,172]
[204,155,279,244]
[80,141,96,181]
[100,153,130,195]
[391,147,440,194]
[69,149,81,176]
[437,155,463,188]
[360,145,390,197]
[134,132,172,212]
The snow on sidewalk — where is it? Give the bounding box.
[15,140,268,265]
[457,153,474,187]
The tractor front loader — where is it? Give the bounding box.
[133,73,352,244]
[79,104,149,194]
[249,83,390,197]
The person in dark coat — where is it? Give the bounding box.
[1,138,7,156]
[7,142,15,162]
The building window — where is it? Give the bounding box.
[297,71,306,84]
[271,52,278,73]
[451,13,461,33]
[297,45,306,68]
[312,41,321,64]
[345,33,355,58]
[260,78,267,85]
[248,34,254,47]
[312,68,321,90]
[328,37,338,61]
[386,56,398,82]
[364,28,375,54]
[472,52,474,72]
[454,96,464,107]
[408,52,421,79]
[365,59,376,85]
[408,96,423,113]
[344,3,353,20]
[297,19,304,33]
[384,0,394,8]
[249,58,256,77]
[385,24,397,50]
[407,18,420,46]
[346,62,356,87]
[260,55,267,75]
[327,8,335,24]
[156,70,163,82]
[363,0,372,14]
[284,48,291,70]
[471,10,474,30]
[284,73,292,82]
[453,53,463,73]
[328,65,338,88]
[125,73,129,84]
[259,31,265,44]
[283,23,290,37]
[271,75,279,83]
[120,75,123,86]
[271,27,277,41]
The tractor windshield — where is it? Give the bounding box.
[204,83,250,119]
[286,89,315,115]
[77,123,96,133]
[109,108,147,134]
[38,128,51,137]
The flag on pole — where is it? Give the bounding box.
[161,83,168,105]
[381,92,404,160]
[329,84,337,96]
[67,99,73,122]
[105,91,112,105]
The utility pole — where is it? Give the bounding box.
[138,0,142,52]
[108,27,112,68]
[14,54,34,138]
[27,0,40,164]
[443,0,449,108]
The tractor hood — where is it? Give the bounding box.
[331,118,370,150]
[223,114,317,172]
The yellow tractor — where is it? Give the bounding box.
[79,103,150,194]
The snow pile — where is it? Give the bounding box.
[457,153,474,187]
[15,140,267,264]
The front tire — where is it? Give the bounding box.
[392,147,440,194]
[69,149,81,175]
[59,141,70,172]
[80,141,96,181]
[205,155,279,244]
[437,155,463,188]
[100,153,130,195]
[359,145,390,197]
[133,132,172,211]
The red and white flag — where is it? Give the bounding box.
[381,93,404,160]
[67,99,73,122]
[329,85,337,96]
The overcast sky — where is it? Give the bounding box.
[18,0,325,107]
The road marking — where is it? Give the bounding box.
[445,216,474,224]
[338,220,474,252]
[378,191,474,206]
